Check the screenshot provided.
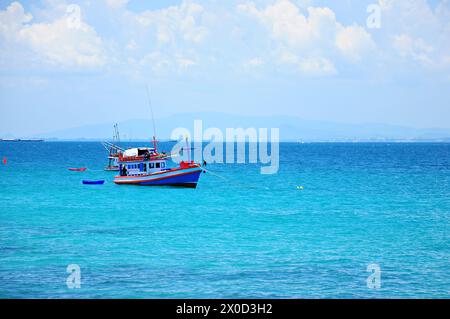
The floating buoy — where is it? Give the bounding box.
[2,157,6,165]
[296,186,304,190]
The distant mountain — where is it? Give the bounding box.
[35,112,450,141]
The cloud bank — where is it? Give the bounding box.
[0,0,449,77]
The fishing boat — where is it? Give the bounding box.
[113,139,202,188]
[113,86,202,188]
[102,124,122,171]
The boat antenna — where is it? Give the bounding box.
[146,84,157,152]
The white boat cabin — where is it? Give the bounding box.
[123,147,156,157]
[119,147,168,176]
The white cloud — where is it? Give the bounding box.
[125,39,138,51]
[0,2,106,68]
[378,0,440,36]
[107,1,211,75]
[133,2,208,46]
[0,2,31,39]
[244,57,264,67]
[392,34,434,65]
[238,2,337,50]
[237,0,375,74]
[139,51,170,73]
[20,19,105,68]
[176,55,197,68]
[1,0,449,78]
[336,25,375,62]
[135,50,197,76]
[105,0,129,10]
[298,56,336,76]
[379,0,450,69]
[278,51,336,75]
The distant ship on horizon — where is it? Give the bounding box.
[0,138,44,142]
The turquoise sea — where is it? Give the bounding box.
[0,142,449,298]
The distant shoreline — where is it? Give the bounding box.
[1,139,449,143]
[0,138,44,142]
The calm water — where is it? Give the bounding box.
[0,142,449,298]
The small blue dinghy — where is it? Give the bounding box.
[82,180,105,185]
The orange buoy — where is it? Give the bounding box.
[2,157,6,165]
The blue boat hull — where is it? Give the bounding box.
[139,170,202,188]
[114,167,202,188]
[82,180,105,185]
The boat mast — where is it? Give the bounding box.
[107,123,119,167]
[146,85,158,152]
[113,123,120,144]
[185,135,191,163]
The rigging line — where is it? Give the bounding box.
[146,84,157,140]
[202,167,269,190]
[202,168,229,181]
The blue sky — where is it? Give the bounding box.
[0,0,449,136]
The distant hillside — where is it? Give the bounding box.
[35,112,450,141]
